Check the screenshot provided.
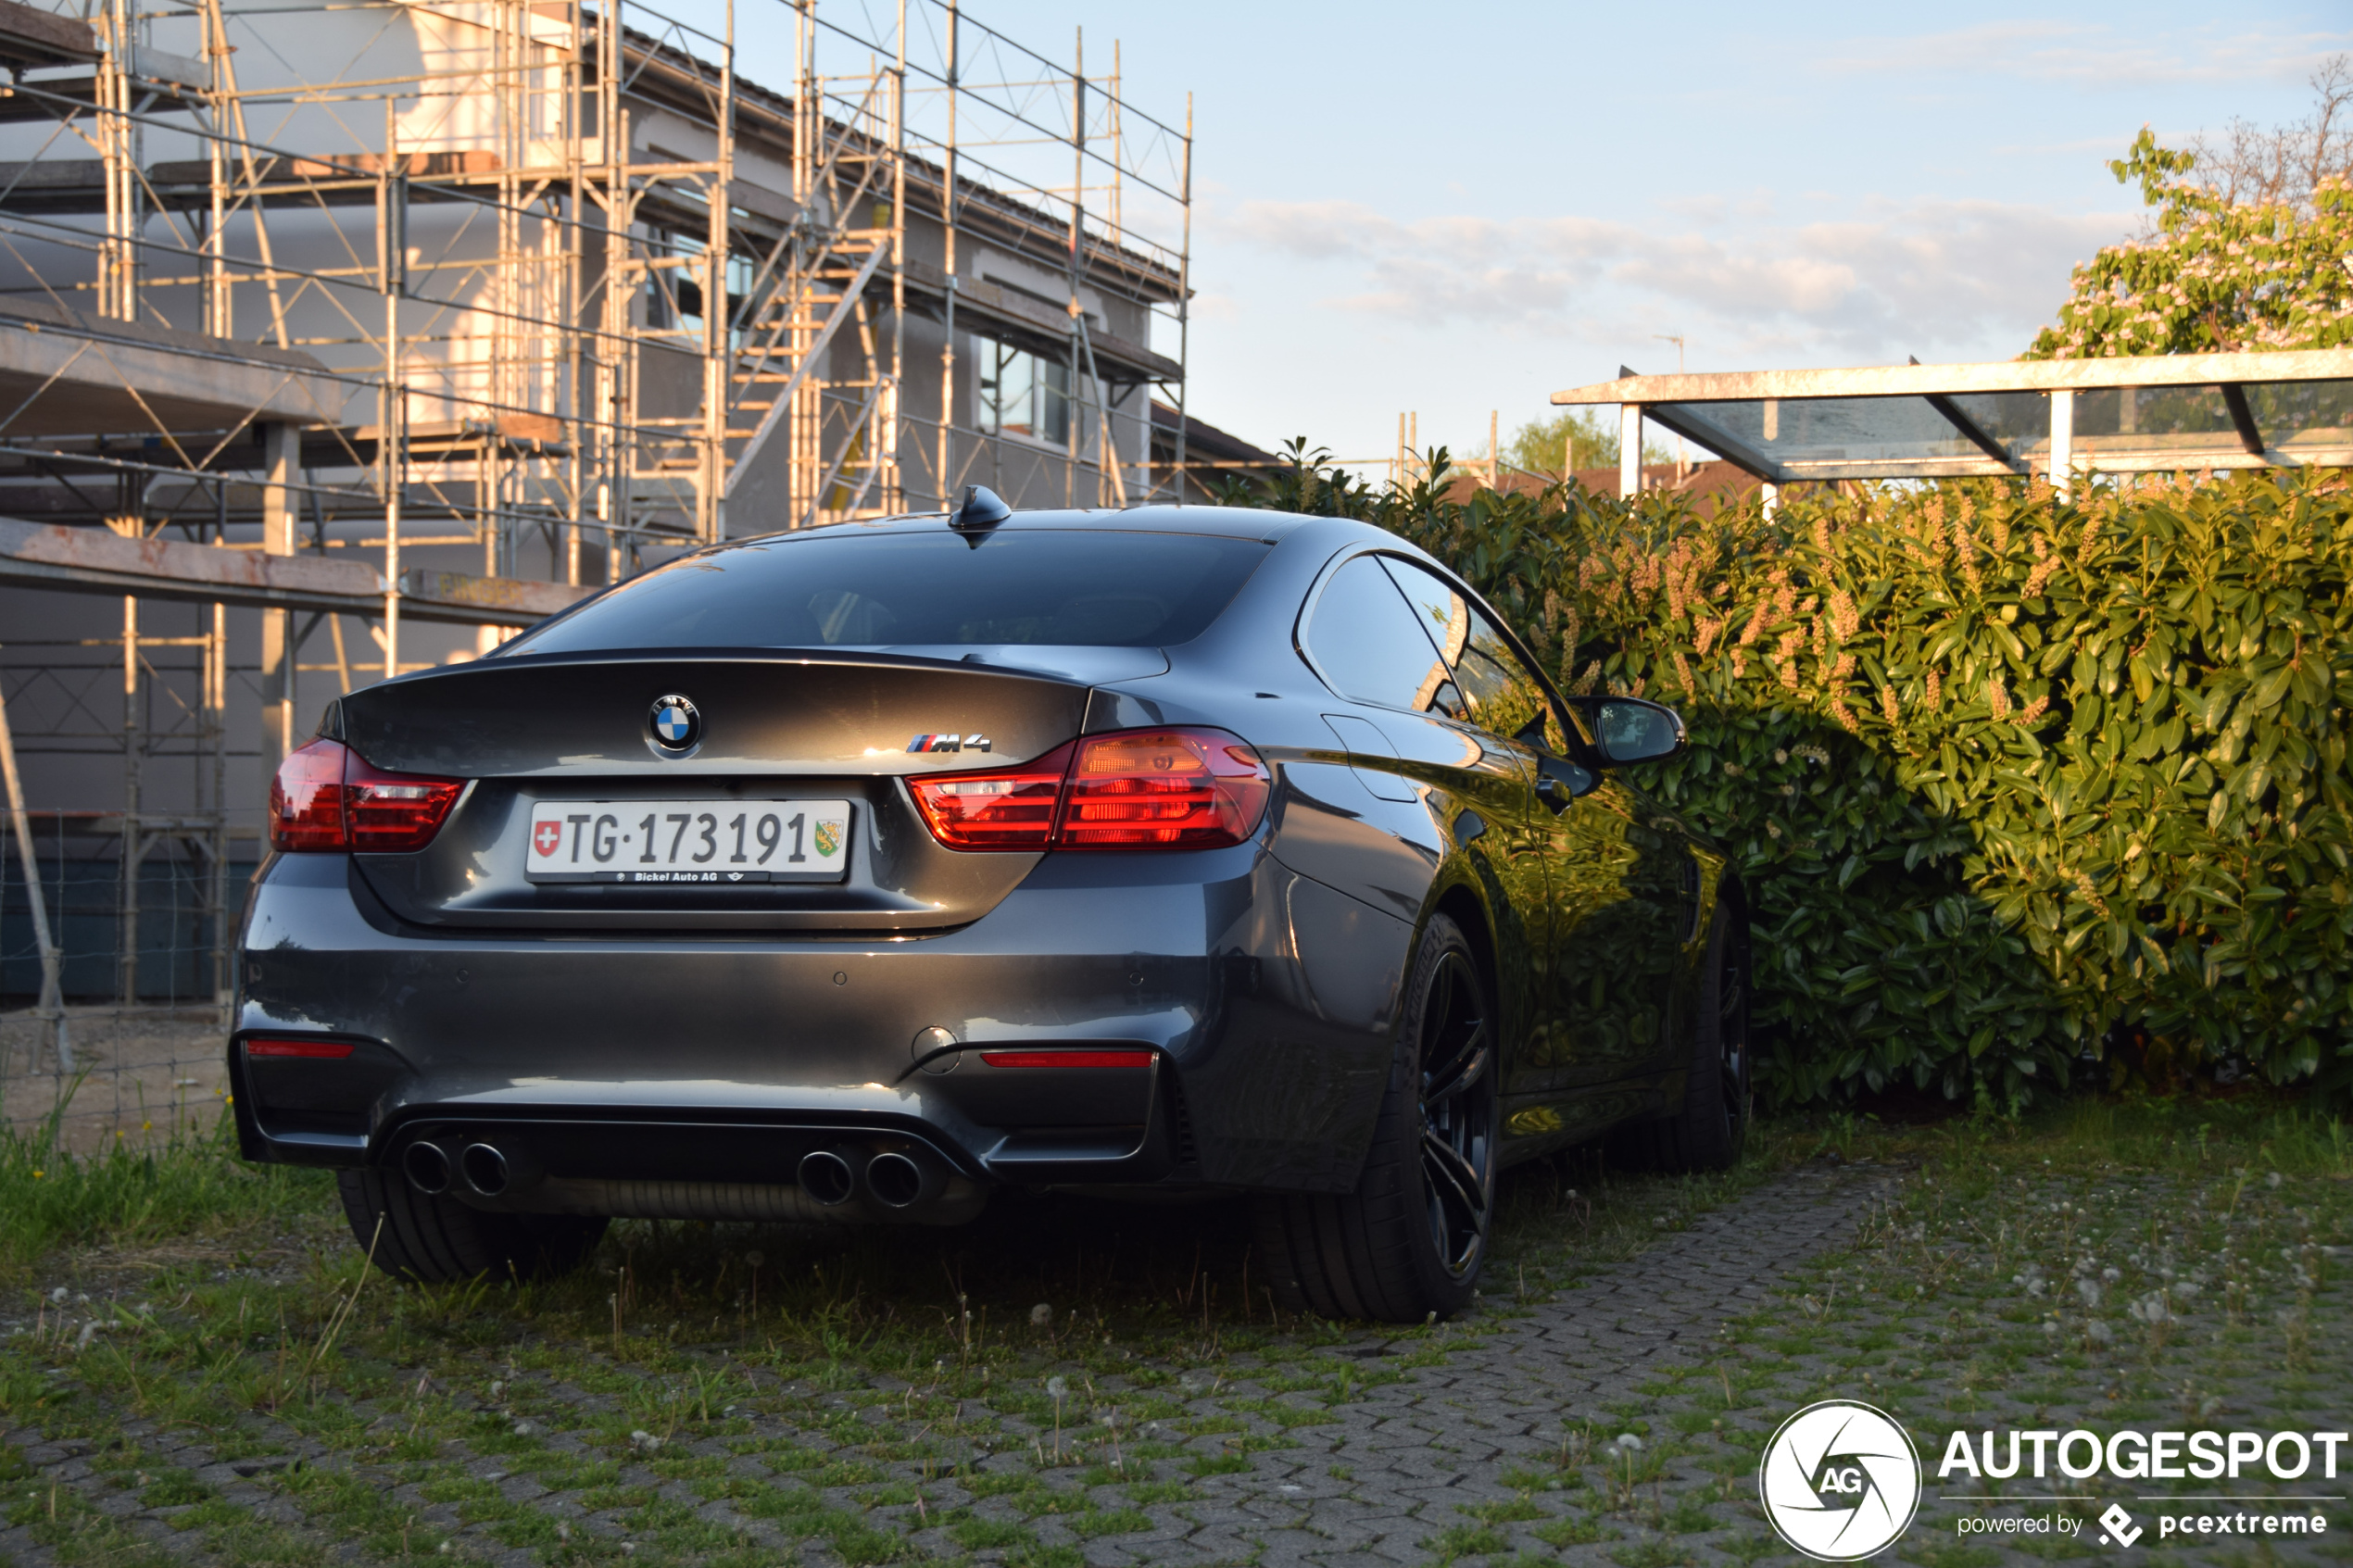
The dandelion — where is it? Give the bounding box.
[1029,1302,1053,1327]
[1613,1433,1644,1452]
[1046,1374,1068,1399]
[745,1250,764,1268]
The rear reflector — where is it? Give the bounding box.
[909,727,1269,853]
[270,737,465,853]
[978,1048,1155,1069]
[245,1038,357,1060]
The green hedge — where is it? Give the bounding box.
[1223,449,2353,1109]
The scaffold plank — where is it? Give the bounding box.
[0,519,590,625]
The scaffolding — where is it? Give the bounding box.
[0,0,1194,1139]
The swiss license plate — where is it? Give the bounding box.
[525,801,853,884]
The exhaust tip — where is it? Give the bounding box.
[799,1149,855,1206]
[459,1142,509,1197]
[402,1141,451,1195]
[865,1150,927,1209]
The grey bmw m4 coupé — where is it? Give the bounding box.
[233,488,1749,1324]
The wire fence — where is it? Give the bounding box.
[1,830,240,1151]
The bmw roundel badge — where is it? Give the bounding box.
[648,694,700,753]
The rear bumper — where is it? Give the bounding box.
[231,844,1414,1201]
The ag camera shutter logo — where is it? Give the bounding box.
[1759,1400,1922,1561]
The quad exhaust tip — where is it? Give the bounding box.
[402,1141,451,1195]
[459,1142,510,1198]
[799,1148,855,1206]
[865,1150,929,1209]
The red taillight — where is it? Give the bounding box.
[1061,729,1271,850]
[245,1037,356,1060]
[907,727,1269,853]
[269,737,464,853]
[978,1048,1155,1069]
[906,741,1075,849]
[268,737,348,850]
[345,753,466,851]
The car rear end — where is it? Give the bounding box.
[229,518,1319,1231]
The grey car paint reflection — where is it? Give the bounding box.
[232,506,1727,1209]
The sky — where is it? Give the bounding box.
[720,1,2349,464]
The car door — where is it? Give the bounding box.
[1389,584,1681,1093]
[1296,553,1553,1058]
[1349,557,1558,1088]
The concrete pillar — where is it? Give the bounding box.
[1618,404,1642,500]
[2048,388,2074,498]
[258,421,299,763]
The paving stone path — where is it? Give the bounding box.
[2,1164,1903,1567]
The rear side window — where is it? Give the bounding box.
[505,530,1270,654]
[1381,556,1560,747]
[1302,554,1456,712]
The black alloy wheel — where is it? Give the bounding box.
[1416,947,1495,1279]
[1252,913,1499,1323]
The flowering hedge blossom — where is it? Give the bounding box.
[2025,128,2353,360]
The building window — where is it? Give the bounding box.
[978,338,1072,445]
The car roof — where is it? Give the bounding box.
[729,504,1318,548]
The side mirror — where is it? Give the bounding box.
[1565,696,1686,765]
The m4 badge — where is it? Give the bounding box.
[907,734,992,754]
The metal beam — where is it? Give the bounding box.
[1919,392,2020,468]
[1633,400,1787,483]
[1552,346,2353,407]
[2219,383,2264,456]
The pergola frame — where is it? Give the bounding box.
[1552,347,2353,503]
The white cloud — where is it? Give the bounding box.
[1204,191,2132,366]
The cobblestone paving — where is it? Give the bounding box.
[0,1165,1898,1568]
[5,1144,2347,1568]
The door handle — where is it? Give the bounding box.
[1535,775,1573,814]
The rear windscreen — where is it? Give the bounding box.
[503,530,1272,655]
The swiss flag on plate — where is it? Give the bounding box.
[533,821,563,857]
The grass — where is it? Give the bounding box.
[0,1091,2344,1566]
[0,1117,331,1280]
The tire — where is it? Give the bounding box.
[1618,897,1752,1173]
[1253,913,1498,1323]
[336,1168,608,1285]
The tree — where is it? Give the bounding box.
[1498,408,1674,476]
[2026,58,2353,359]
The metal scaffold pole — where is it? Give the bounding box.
[0,0,1191,1137]
[0,675,70,1077]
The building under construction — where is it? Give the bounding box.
[0,0,1197,1132]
